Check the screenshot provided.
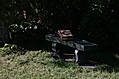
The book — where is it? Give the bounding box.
[58,30,74,41]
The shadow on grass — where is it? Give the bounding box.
[14,39,119,72]
[16,39,52,51]
[90,50,119,72]
[49,59,78,69]
[46,50,119,72]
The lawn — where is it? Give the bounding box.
[0,49,119,79]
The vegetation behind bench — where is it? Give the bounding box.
[1,0,119,52]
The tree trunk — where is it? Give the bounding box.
[0,22,10,47]
[0,1,10,47]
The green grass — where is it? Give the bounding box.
[0,50,119,79]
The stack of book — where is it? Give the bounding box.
[56,30,74,41]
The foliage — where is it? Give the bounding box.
[1,0,119,51]
[80,0,119,51]
[0,44,26,55]
[9,21,50,43]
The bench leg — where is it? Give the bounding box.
[52,43,57,52]
[74,49,89,65]
[51,42,57,57]
[78,51,89,65]
[51,42,62,59]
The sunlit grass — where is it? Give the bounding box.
[0,50,119,79]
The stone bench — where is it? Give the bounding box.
[45,34,98,65]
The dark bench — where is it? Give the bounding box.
[45,34,98,65]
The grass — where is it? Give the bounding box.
[0,50,119,79]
